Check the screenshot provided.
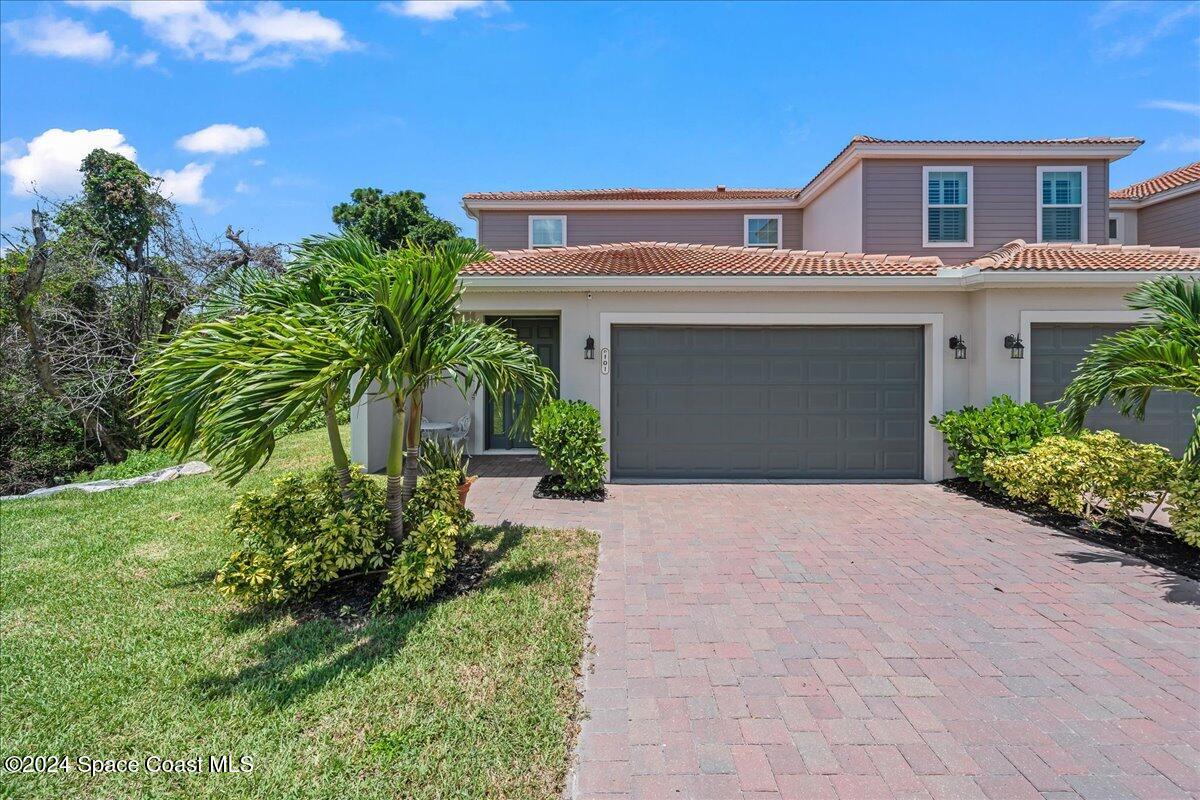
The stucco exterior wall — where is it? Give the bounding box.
[352,284,1143,479]
[801,162,863,253]
[475,208,803,251]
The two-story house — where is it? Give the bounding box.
[351,137,1200,483]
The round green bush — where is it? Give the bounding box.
[930,395,1062,486]
[531,399,607,494]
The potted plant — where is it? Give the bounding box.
[419,438,475,507]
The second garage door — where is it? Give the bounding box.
[611,325,924,480]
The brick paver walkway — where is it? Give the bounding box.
[468,475,1200,800]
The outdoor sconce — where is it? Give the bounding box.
[1003,334,1025,359]
[948,335,967,360]
[584,336,595,360]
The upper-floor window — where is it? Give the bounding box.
[923,166,973,247]
[744,215,782,248]
[529,215,566,248]
[1037,166,1087,243]
[1109,213,1126,244]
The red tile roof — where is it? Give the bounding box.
[462,187,801,202]
[963,240,1200,271]
[463,241,943,277]
[1110,162,1200,200]
[853,135,1143,146]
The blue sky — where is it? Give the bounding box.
[2,0,1198,246]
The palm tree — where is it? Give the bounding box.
[326,237,555,543]
[1059,276,1200,463]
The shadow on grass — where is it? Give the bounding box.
[194,523,548,708]
[1061,550,1200,607]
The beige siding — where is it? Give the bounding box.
[1137,192,1200,247]
[475,208,803,251]
[862,159,1110,264]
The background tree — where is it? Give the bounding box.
[331,187,469,251]
[1,148,282,493]
[1059,276,1200,463]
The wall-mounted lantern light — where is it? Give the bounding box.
[1003,334,1025,359]
[584,336,595,360]
[948,335,967,360]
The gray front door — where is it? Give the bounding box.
[611,325,924,480]
[485,317,559,450]
[1031,323,1197,457]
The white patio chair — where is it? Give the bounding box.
[448,411,471,445]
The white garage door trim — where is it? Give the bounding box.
[598,312,944,482]
[1017,309,1147,404]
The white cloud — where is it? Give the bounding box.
[3,15,115,61]
[155,162,212,206]
[234,180,255,194]
[1,128,136,196]
[133,50,159,67]
[1142,99,1200,116]
[1091,1,1199,59]
[380,1,509,22]
[68,0,353,67]
[1158,134,1200,152]
[177,124,268,155]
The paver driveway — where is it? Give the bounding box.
[467,469,1200,800]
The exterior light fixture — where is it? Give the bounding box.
[584,336,595,360]
[1003,334,1025,359]
[948,335,967,360]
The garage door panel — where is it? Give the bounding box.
[1031,323,1196,457]
[611,325,924,480]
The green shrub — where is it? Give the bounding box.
[72,449,176,483]
[419,437,470,485]
[985,430,1176,524]
[375,511,459,608]
[531,399,607,493]
[214,466,390,604]
[405,468,474,529]
[0,381,102,495]
[1170,464,1200,548]
[930,395,1062,485]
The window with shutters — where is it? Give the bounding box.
[1037,167,1087,243]
[922,167,973,247]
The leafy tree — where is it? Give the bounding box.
[1,148,282,490]
[1059,276,1200,463]
[331,187,466,251]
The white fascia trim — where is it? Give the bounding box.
[1108,180,1200,209]
[1017,309,1148,403]
[922,166,974,248]
[743,213,783,248]
[798,142,1140,207]
[1036,165,1089,244]
[596,311,945,483]
[465,198,801,212]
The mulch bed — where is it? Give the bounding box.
[941,478,1200,581]
[295,543,494,623]
[533,474,607,502]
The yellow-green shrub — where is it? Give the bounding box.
[375,511,459,608]
[984,430,1175,523]
[214,466,390,603]
[404,468,473,529]
[1170,464,1200,548]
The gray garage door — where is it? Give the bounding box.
[1031,323,1197,457]
[611,326,924,480]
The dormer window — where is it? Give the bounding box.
[744,215,782,248]
[923,167,973,247]
[529,215,566,248]
[1038,167,1087,243]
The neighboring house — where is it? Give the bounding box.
[351,137,1200,483]
[1108,162,1200,247]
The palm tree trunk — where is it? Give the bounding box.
[401,391,423,508]
[386,396,407,546]
[324,386,351,498]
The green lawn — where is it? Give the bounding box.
[1,427,597,799]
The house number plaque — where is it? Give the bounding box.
[600,348,610,375]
